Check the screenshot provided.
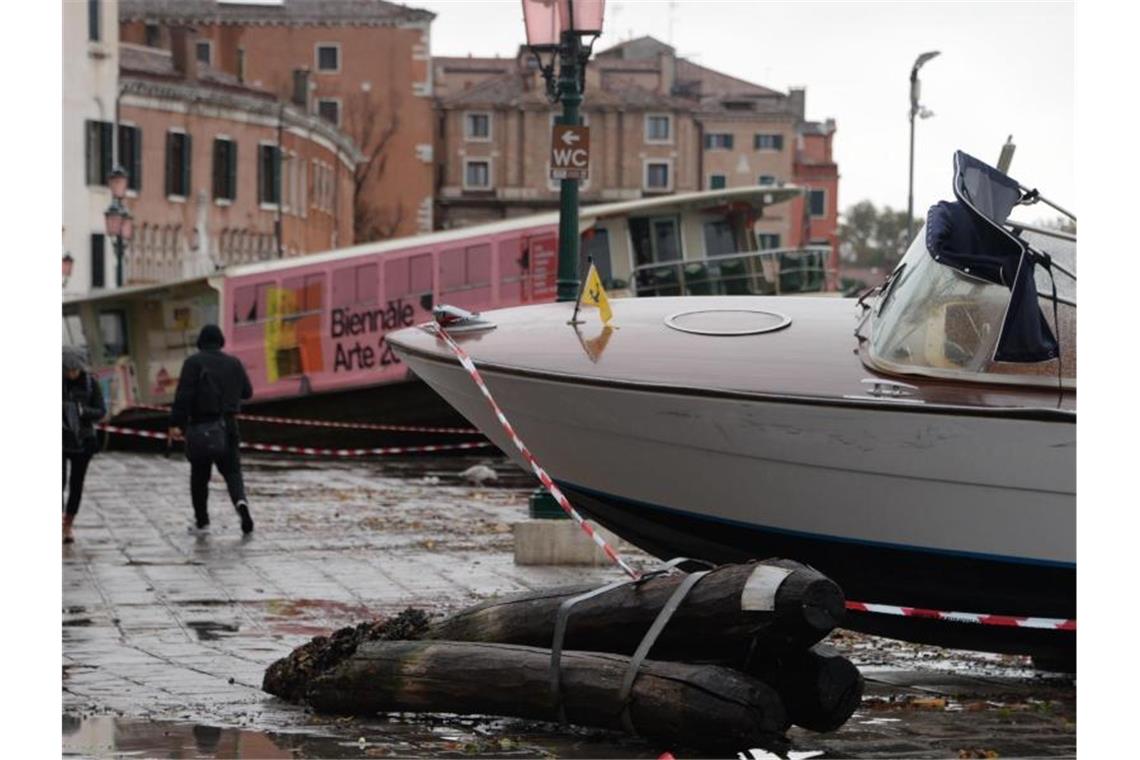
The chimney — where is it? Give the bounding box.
[657,50,675,95]
[788,87,806,121]
[292,69,310,109]
[169,26,199,82]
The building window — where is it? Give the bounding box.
[144,23,160,47]
[316,44,340,73]
[758,233,781,250]
[464,112,491,141]
[165,131,191,198]
[754,134,784,151]
[704,133,734,150]
[213,138,237,202]
[85,120,113,186]
[809,189,827,218]
[463,159,491,190]
[645,114,671,143]
[90,234,105,289]
[117,125,142,192]
[644,161,671,191]
[758,175,777,186]
[708,174,726,190]
[259,144,282,205]
[87,0,100,42]
[317,99,341,126]
[196,40,211,65]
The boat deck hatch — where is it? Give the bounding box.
[664,308,791,336]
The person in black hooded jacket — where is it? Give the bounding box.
[169,324,255,534]
[63,347,106,544]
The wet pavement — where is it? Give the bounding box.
[63,452,1075,758]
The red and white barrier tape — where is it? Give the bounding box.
[96,423,493,458]
[427,323,641,581]
[123,403,481,435]
[845,601,1075,631]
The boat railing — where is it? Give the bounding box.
[631,246,834,297]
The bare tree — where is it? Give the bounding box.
[343,90,404,242]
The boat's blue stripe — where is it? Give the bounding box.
[557,479,1076,570]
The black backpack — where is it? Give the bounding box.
[184,367,227,461]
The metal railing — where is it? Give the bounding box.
[631,246,833,298]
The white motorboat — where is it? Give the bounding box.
[387,152,1076,661]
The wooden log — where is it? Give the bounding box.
[421,559,843,661]
[746,644,864,732]
[306,639,789,754]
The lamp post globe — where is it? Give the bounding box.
[103,200,124,238]
[107,165,129,200]
[120,210,134,243]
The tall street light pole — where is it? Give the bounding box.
[523,0,605,302]
[907,50,940,245]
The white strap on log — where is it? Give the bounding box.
[740,564,793,612]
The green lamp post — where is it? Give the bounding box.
[522,0,606,303]
[521,1,605,518]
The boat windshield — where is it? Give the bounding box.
[868,225,1075,387]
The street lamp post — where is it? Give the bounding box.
[104,166,134,287]
[522,0,605,302]
[907,50,940,245]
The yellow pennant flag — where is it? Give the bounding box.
[580,263,613,325]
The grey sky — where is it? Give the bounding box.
[416,0,1075,222]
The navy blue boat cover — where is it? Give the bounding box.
[925,151,1058,363]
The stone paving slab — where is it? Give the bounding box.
[63,452,1076,758]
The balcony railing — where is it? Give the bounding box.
[631,246,833,297]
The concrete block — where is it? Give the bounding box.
[513,519,629,566]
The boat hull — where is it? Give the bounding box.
[392,348,1075,656]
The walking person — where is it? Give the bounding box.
[63,347,106,544]
[169,324,255,535]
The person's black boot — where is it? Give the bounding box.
[236,500,254,534]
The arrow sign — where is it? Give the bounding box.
[551,125,590,180]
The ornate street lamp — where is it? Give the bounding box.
[522,0,605,302]
[907,51,939,246]
[104,165,134,287]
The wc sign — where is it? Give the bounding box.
[550,124,590,180]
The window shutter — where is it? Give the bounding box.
[213,140,223,199]
[165,132,175,196]
[100,122,113,184]
[271,146,280,203]
[132,128,142,191]
[228,142,238,201]
[775,135,784,151]
[85,121,96,185]
[182,135,192,196]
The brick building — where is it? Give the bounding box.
[433,36,838,269]
[119,0,436,241]
[111,40,359,286]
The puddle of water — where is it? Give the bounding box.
[62,714,654,759]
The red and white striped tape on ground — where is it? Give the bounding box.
[96,423,493,458]
[427,323,642,581]
[845,601,1075,631]
[123,404,481,436]
[426,323,1076,630]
